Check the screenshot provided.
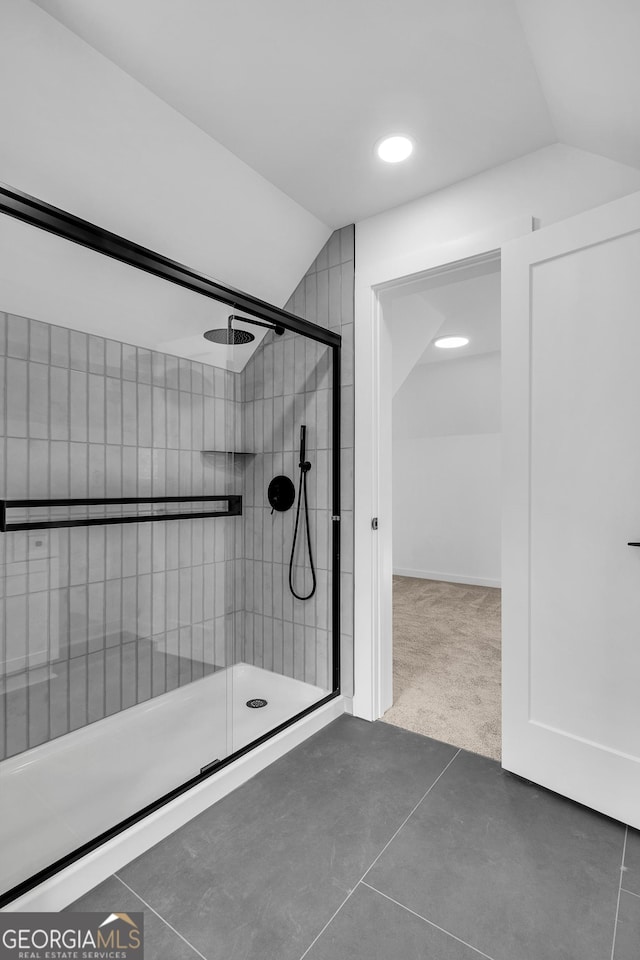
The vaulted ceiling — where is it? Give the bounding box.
[29,0,640,226]
[514,0,640,172]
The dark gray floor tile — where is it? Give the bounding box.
[67,875,202,960]
[623,828,640,896]
[305,882,488,960]
[118,716,457,960]
[368,750,624,960]
[613,891,640,960]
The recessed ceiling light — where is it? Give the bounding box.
[434,336,469,349]
[376,135,413,163]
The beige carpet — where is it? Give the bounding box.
[382,576,502,760]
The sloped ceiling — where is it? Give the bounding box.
[1,0,330,316]
[31,0,553,226]
[515,0,640,170]
[0,0,330,368]
[30,0,640,228]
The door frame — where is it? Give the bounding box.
[352,215,534,722]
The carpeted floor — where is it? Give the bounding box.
[382,576,502,760]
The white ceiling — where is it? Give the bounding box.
[514,0,640,171]
[27,0,640,227]
[28,0,551,227]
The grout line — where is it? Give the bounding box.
[620,887,640,899]
[297,748,461,960]
[297,883,357,960]
[114,874,208,960]
[362,748,461,881]
[610,826,628,960]
[362,881,497,960]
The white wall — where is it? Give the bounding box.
[0,0,330,314]
[361,144,640,589]
[352,142,640,720]
[393,353,501,587]
[357,143,640,276]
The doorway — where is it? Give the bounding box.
[355,195,640,828]
[379,258,501,758]
[353,218,532,728]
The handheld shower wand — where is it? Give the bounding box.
[299,424,309,471]
[288,425,317,600]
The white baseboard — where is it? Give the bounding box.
[4,696,345,913]
[393,568,501,589]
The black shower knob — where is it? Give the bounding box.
[267,475,296,513]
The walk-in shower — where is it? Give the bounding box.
[0,184,341,905]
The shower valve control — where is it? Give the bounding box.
[372,517,379,531]
[268,475,296,513]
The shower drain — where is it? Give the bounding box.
[246,698,268,709]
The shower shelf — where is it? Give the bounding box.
[201,450,256,456]
[0,495,242,532]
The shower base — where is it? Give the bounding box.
[230,663,327,753]
[0,662,328,900]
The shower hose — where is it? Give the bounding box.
[288,457,317,601]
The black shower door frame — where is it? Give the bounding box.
[0,182,341,907]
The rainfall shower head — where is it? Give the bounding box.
[203,327,255,345]
[203,314,284,346]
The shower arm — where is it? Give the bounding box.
[228,314,284,336]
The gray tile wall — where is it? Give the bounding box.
[239,226,355,695]
[0,312,242,760]
[239,333,333,688]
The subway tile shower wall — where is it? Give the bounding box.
[239,225,355,696]
[0,313,243,760]
[0,227,355,761]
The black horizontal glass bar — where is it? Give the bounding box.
[0,183,341,349]
[5,496,236,506]
[0,495,242,531]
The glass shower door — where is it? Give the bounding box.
[0,218,238,900]
[0,187,340,906]
[230,319,334,752]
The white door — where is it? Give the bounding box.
[502,190,640,828]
